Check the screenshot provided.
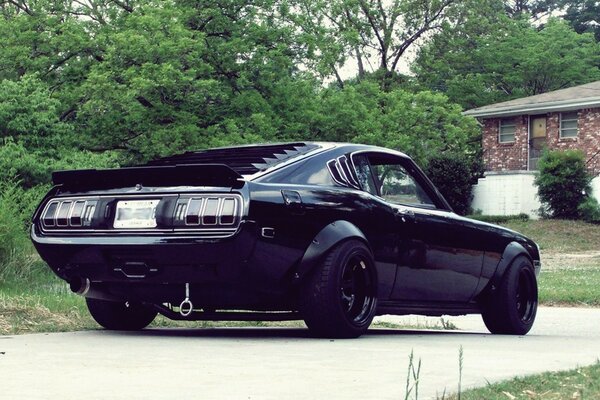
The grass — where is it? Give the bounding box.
[538,269,600,306]
[446,361,600,400]
[501,219,600,253]
[499,219,600,307]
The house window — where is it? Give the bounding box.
[560,112,578,138]
[499,118,516,143]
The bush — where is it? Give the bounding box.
[534,150,591,219]
[578,197,600,222]
[0,181,35,281]
[468,213,530,224]
[425,152,482,215]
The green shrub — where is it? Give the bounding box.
[578,196,600,222]
[468,213,530,224]
[0,181,33,281]
[534,150,591,219]
[425,152,482,215]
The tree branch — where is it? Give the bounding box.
[7,0,33,16]
[110,0,133,13]
[357,0,387,69]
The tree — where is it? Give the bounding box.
[503,0,558,18]
[283,0,466,88]
[414,16,600,109]
[560,0,600,41]
[0,0,324,162]
[314,81,480,166]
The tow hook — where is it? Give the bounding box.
[179,283,193,317]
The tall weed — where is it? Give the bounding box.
[0,180,45,282]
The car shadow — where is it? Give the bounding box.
[105,327,489,339]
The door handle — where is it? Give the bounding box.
[395,208,415,223]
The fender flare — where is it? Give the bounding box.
[487,241,533,293]
[295,220,369,280]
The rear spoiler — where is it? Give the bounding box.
[52,164,245,190]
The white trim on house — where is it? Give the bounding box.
[464,97,600,118]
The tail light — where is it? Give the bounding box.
[42,199,97,229]
[172,194,242,228]
[39,193,243,235]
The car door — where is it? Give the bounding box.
[352,152,484,303]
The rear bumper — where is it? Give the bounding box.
[31,220,303,294]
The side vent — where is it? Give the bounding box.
[327,156,361,190]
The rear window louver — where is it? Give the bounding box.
[146,143,321,175]
[327,156,360,190]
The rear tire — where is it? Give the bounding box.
[86,298,157,331]
[481,256,538,335]
[299,239,378,339]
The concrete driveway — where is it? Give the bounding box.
[1,306,599,400]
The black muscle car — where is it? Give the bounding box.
[31,142,541,338]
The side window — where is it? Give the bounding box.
[352,155,378,196]
[371,163,434,207]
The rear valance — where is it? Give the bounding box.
[52,164,244,190]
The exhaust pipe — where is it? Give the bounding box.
[70,277,91,296]
[69,278,119,301]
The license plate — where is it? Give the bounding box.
[113,200,159,229]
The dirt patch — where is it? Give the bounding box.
[541,251,600,271]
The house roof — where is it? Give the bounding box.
[463,81,600,118]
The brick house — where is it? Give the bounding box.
[463,81,600,216]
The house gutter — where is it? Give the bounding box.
[463,97,600,118]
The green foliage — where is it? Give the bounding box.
[282,0,465,87]
[0,180,36,281]
[0,74,72,148]
[534,149,592,219]
[425,153,482,215]
[578,196,600,222]
[0,140,120,188]
[315,82,480,166]
[0,0,324,161]
[561,0,600,41]
[469,213,530,224]
[414,15,600,109]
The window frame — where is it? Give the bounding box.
[498,118,517,144]
[559,111,578,139]
[350,151,451,211]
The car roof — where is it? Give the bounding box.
[146,142,410,178]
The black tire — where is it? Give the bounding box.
[299,239,378,339]
[86,298,157,331]
[481,256,538,335]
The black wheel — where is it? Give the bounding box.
[299,239,378,338]
[481,256,538,335]
[86,298,157,331]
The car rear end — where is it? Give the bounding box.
[31,164,275,308]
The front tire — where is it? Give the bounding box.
[481,256,538,335]
[299,239,378,338]
[86,298,157,331]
